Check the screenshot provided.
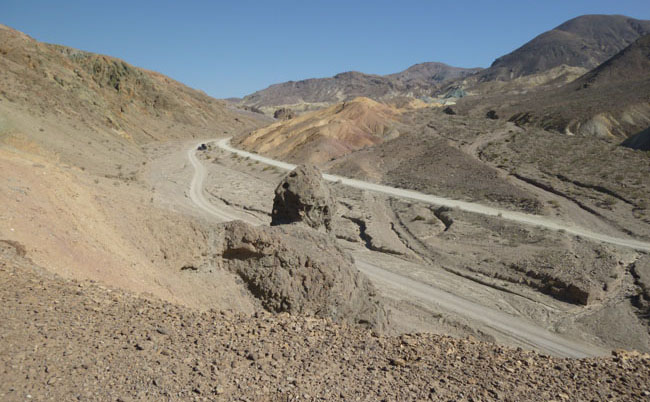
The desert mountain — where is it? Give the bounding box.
[240,62,480,115]
[570,34,650,89]
[498,33,650,139]
[479,15,650,82]
[235,97,403,164]
[3,16,650,399]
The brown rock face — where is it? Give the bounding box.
[271,165,336,232]
[219,221,388,330]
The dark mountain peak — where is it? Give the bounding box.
[482,14,650,81]
[556,14,629,30]
[389,62,482,83]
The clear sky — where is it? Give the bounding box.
[3,1,650,98]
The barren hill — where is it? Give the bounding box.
[240,62,480,115]
[0,24,270,310]
[570,34,650,89]
[496,33,650,139]
[0,23,267,174]
[235,97,403,164]
[479,15,650,82]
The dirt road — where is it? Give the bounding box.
[216,138,650,252]
[184,140,611,357]
[187,145,245,222]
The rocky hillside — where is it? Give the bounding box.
[240,62,480,115]
[2,240,649,401]
[479,15,650,82]
[570,34,650,89]
[500,34,650,139]
[0,23,266,174]
[0,24,269,313]
[235,97,404,164]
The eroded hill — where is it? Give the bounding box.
[0,24,271,309]
[236,97,404,164]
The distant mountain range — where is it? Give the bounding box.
[240,63,481,115]
[239,15,650,116]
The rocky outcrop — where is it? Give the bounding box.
[271,165,336,232]
[218,221,388,330]
[622,127,650,151]
[273,108,296,120]
[632,256,650,312]
[486,110,499,120]
[443,106,456,115]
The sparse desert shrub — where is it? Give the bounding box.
[603,196,617,206]
[411,215,425,222]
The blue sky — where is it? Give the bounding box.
[3,1,650,98]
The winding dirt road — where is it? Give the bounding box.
[187,139,612,357]
[216,138,650,253]
[187,145,244,222]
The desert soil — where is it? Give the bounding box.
[2,241,650,402]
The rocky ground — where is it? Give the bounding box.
[3,18,650,401]
[480,128,650,240]
[2,240,650,402]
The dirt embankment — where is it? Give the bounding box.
[2,240,649,401]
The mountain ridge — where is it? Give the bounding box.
[240,62,481,115]
[479,14,650,81]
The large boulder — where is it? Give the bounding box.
[271,165,336,232]
[218,220,388,331]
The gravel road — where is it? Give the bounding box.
[185,140,613,357]
[215,138,650,252]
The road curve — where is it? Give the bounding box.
[187,144,243,222]
[188,140,607,357]
[216,138,650,253]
